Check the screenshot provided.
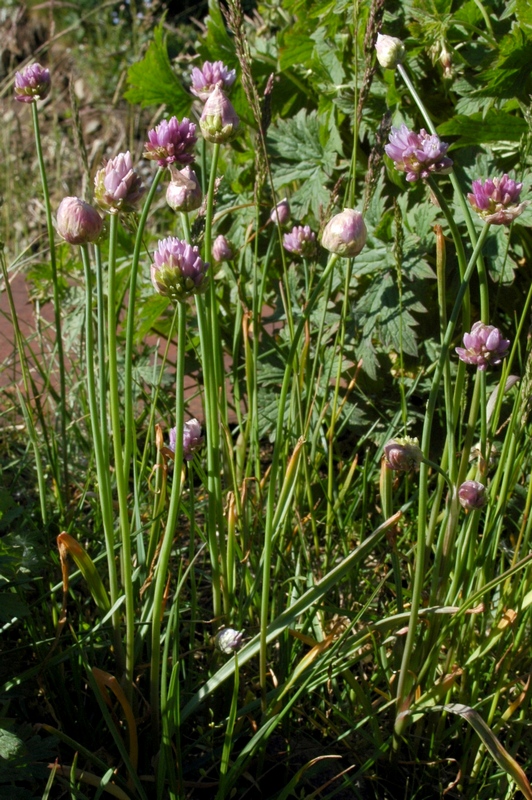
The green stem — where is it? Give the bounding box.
[394,223,491,737]
[123,167,165,476]
[31,102,68,512]
[107,213,134,695]
[81,244,124,672]
[150,301,186,740]
[259,254,339,705]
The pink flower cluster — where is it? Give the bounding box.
[151,237,209,301]
[168,419,204,461]
[467,174,526,225]
[143,117,197,168]
[385,124,453,182]
[455,322,510,371]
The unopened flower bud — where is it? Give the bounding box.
[458,480,487,510]
[200,84,240,144]
[212,235,234,263]
[56,197,103,245]
[384,436,422,471]
[270,198,290,226]
[14,62,51,103]
[321,209,367,257]
[215,627,243,654]
[166,166,202,212]
[375,33,405,69]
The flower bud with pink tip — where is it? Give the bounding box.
[56,197,103,245]
[270,198,291,226]
[212,235,234,263]
[458,480,487,510]
[166,166,202,212]
[384,437,422,471]
[321,209,367,257]
[200,85,240,144]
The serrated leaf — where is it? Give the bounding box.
[311,27,345,85]
[197,0,237,65]
[0,728,23,761]
[483,226,515,285]
[437,112,528,148]
[267,110,339,217]
[124,24,191,114]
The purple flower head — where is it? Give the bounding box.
[458,480,487,511]
[375,33,405,69]
[191,61,237,101]
[385,124,453,182]
[166,166,202,212]
[144,117,197,168]
[467,174,526,225]
[456,321,510,371]
[14,62,50,103]
[56,197,103,245]
[283,225,317,258]
[152,237,209,302]
[94,151,144,213]
[200,84,240,144]
[212,234,234,263]
[384,436,422,471]
[321,208,367,258]
[168,419,204,461]
[215,627,243,654]
[270,198,291,226]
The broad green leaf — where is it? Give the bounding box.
[516,0,532,29]
[267,109,339,217]
[437,112,528,148]
[483,225,515,285]
[135,294,171,344]
[197,0,237,66]
[124,23,191,115]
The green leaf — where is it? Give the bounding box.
[437,111,528,148]
[267,109,339,217]
[483,225,515,285]
[135,294,172,343]
[124,23,191,114]
[516,0,532,29]
[197,0,237,66]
